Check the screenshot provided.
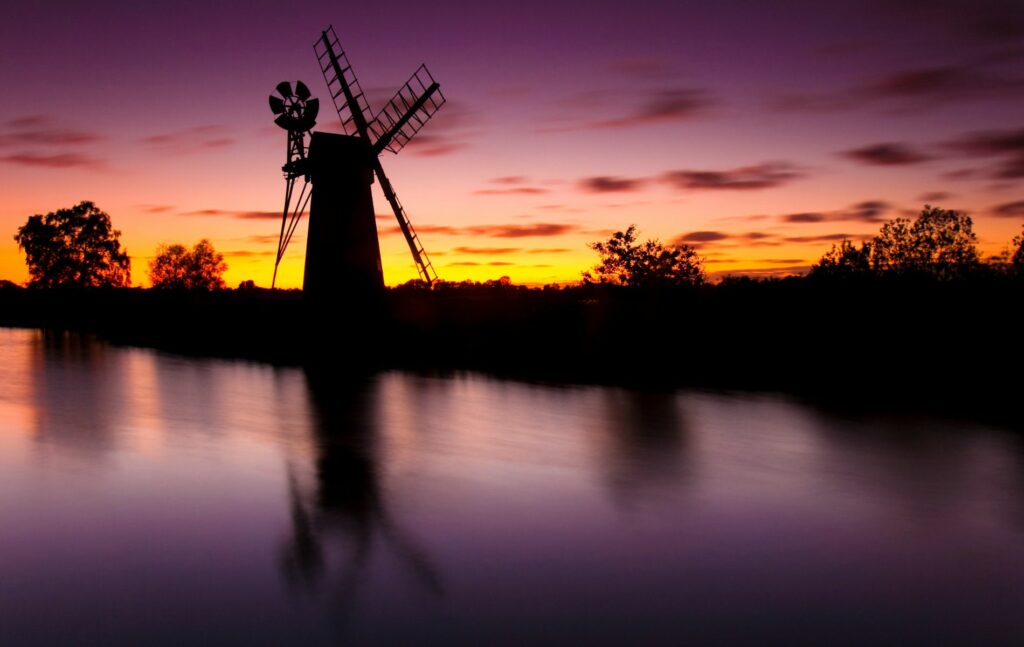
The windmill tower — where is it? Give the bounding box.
[268,26,444,297]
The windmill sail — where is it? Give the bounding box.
[368,65,445,155]
[314,27,373,137]
[314,25,443,285]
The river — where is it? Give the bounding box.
[1,328,1022,645]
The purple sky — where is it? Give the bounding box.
[1,0,1022,285]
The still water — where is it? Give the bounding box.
[1,328,1023,645]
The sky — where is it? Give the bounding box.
[1,0,1022,287]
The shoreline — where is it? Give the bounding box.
[1,280,1019,425]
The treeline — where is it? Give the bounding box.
[809,205,1023,280]
[2,203,1020,416]
[1,269,1018,415]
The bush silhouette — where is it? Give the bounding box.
[871,205,979,278]
[149,239,227,290]
[810,239,872,278]
[584,225,705,287]
[1013,226,1024,274]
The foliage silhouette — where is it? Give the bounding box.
[14,201,130,288]
[871,205,979,278]
[1013,226,1024,273]
[810,239,872,278]
[149,239,227,290]
[584,225,706,287]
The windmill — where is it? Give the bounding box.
[267,25,444,293]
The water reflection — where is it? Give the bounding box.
[281,370,442,616]
[28,331,126,456]
[2,328,1024,644]
[595,389,691,507]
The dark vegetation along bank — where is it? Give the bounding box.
[1,275,1020,414]
[3,201,1022,417]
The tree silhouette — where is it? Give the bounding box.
[149,239,227,290]
[584,225,705,287]
[14,201,131,288]
[871,205,979,278]
[1013,226,1024,274]
[810,239,872,278]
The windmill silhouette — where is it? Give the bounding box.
[268,26,444,293]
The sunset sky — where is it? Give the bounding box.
[1,0,1022,287]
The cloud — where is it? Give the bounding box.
[944,127,1024,178]
[247,233,295,244]
[402,134,469,157]
[992,200,1024,217]
[675,229,861,249]
[489,176,529,184]
[739,201,891,225]
[942,126,1024,155]
[446,261,480,267]
[537,203,584,213]
[783,212,828,223]
[0,116,108,170]
[0,152,106,169]
[607,56,675,79]
[380,222,578,238]
[842,200,891,222]
[761,258,807,264]
[396,101,481,156]
[775,63,1024,113]
[452,246,520,255]
[716,264,812,277]
[782,233,853,243]
[222,250,274,257]
[178,209,280,220]
[142,205,174,213]
[578,176,647,193]
[474,187,549,196]
[466,223,576,238]
[180,209,230,216]
[942,168,982,181]
[589,88,713,129]
[488,261,514,266]
[0,115,102,148]
[839,142,931,165]
[672,230,801,248]
[141,125,236,153]
[527,248,570,253]
[6,116,49,128]
[677,231,730,243]
[662,162,804,191]
[862,66,1022,101]
[403,224,462,235]
[544,87,713,132]
[996,158,1024,178]
[875,1,1024,45]
[918,191,953,202]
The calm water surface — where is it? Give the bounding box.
[1,328,1023,645]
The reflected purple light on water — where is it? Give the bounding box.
[0,328,1022,645]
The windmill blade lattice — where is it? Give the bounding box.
[369,65,446,155]
[314,26,442,285]
[314,27,374,137]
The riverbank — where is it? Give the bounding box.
[0,278,1019,420]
